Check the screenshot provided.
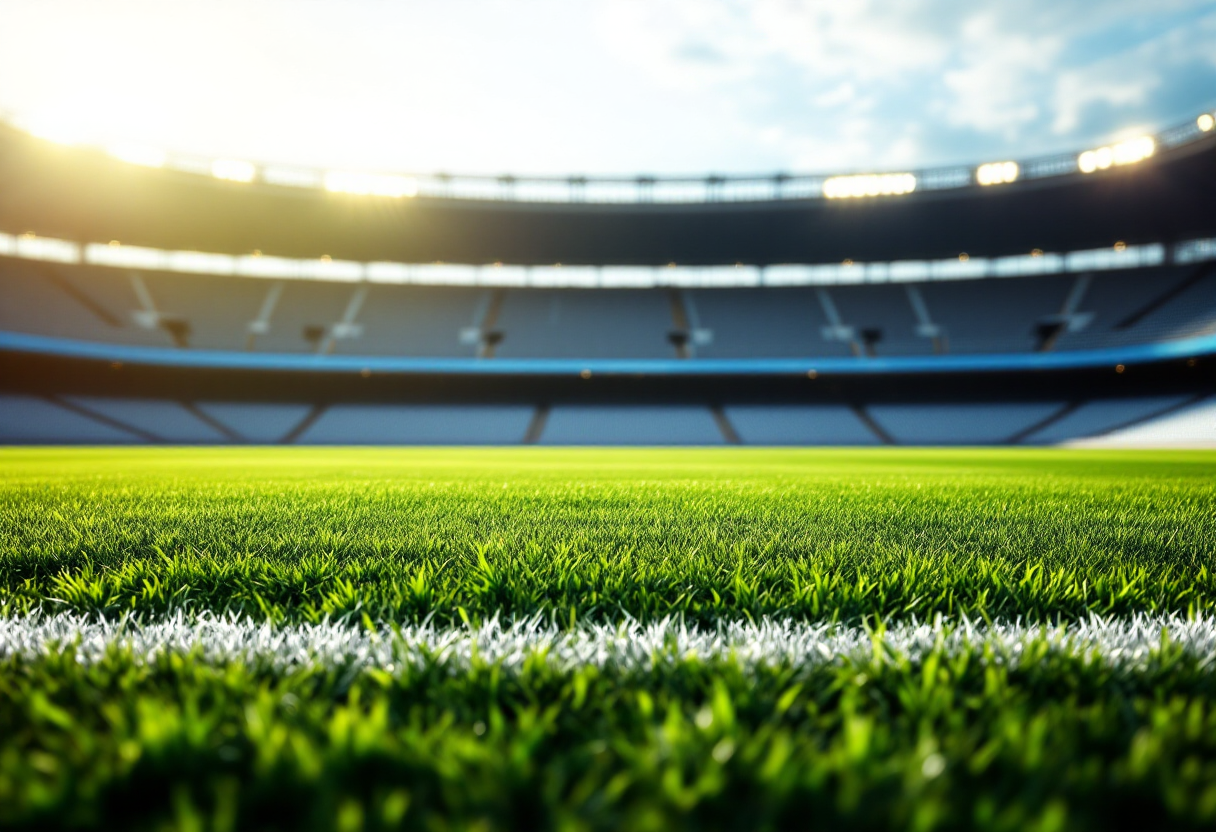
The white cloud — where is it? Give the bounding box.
[594,0,1216,168]
[747,0,951,80]
[1051,14,1216,134]
[814,83,856,108]
[938,13,1061,137]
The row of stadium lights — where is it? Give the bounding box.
[4,229,1208,289]
[66,110,1216,201]
[674,115,1213,194]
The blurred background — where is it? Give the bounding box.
[0,0,1213,446]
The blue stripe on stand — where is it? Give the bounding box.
[2,329,1215,376]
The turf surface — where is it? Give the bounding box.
[2,447,1215,830]
[2,447,1214,623]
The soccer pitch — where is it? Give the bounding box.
[3,447,1216,830]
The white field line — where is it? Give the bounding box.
[2,613,1215,674]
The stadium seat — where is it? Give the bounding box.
[0,394,143,443]
[724,405,881,445]
[297,404,535,444]
[1020,396,1195,444]
[866,403,1064,445]
[194,403,319,444]
[538,406,726,445]
[61,397,231,443]
[1069,396,1216,447]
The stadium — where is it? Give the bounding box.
[2,114,1215,446]
[2,6,1216,827]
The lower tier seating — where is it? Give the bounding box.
[2,395,1209,446]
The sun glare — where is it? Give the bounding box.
[107,143,167,168]
[211,159,257,183]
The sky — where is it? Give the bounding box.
[0,0,1212,177]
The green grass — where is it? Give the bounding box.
[4,636,1216,832]
[3,446,1216,831]
[2,447,1214,624]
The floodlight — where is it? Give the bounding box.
[366,262,411,284]
[165,251,237,275]
[1113,136,1154,165]
[324,171,417,198]
[85,242,166,269]
[211,159,257,183]
[600,267,656,287]
[107,143,167,168]
[1078,136,1154,174]
[478,264,527,286]
[236,254,301,278]
[1199,113,1216,132]
[300,257,363,281]
[822,173,916,199]
[531,265,598,288]
[976,161,1019,186]
[14,233,80,263]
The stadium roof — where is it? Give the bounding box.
[0,115,1214,269]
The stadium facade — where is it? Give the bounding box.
[1,115,1214,445]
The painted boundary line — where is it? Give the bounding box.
[4,612,1215,674]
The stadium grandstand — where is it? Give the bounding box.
[1,112,1215,446]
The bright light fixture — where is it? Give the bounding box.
[823,173,916,199]
[1199,113,1216,133]
[107,143,167,168]
[324,171,418,198]
[0,229,1206,287]
[1078,136,1155,174]
[5,232,81,263]
[211,159,257,183]
[85,242,166,268]
[976,161,1018,186]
